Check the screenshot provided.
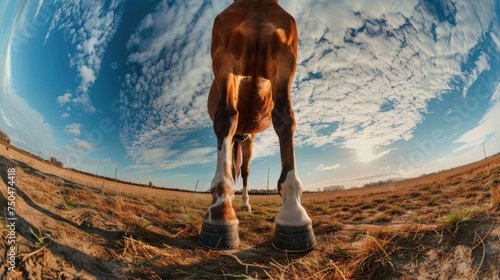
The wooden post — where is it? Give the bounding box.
[194,179,200,192]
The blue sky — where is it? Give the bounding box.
[1,0,499,192]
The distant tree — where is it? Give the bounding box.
[148,181,153,188]
[0,129,10,144]
[363,177,402,188]
[323,185,345,192]
[49,156,64,167]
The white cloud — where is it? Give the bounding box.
[138,147,175,163]
[70,138,96,153]
[396,83,500,179]
[463,52,491,96]
[0,2,54,152]
[119,0,499,171]
[0,108,13,128]
[79,65,96,92]
[46,0,124,112]
[454,84,500,153]
[120,1,229,170]
[65,123,82,136]
[33,0,44,19]
[128,146,215,172]
[277,0,497,163]
[82,36,98,54]
[315,164,341,172]
[61,112,70,119]
[57,92,72,105]
[492,32,500,50]
[252,128,281,160]
[72,92,95,113]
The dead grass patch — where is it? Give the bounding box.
[259,257,346,280]
[385,206,406,216]
[351,214,367,222]
[350,234,395,279]
[315,219,344,234]
[116,235,176,275]
[372,213,393,223]
[491,186,500,208]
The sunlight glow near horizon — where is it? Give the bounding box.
[357,144,374,164]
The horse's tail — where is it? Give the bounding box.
[232,140,242,181]
[232,135,248,181]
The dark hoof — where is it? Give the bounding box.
[199,222,239,250]
[272,223,316,252]
[241,205,251,212]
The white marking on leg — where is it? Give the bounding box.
[212,137,233,187]
[275,169,312,227]
[241,185,251,211]
[207,194,237,225]
[207,195,223,221]
[207,137,238,225]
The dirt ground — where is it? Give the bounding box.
[1,142,499,279]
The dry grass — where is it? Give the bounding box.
[350,234,395,279]
[1,144,500,279]
[490,168,500,208]
[492,186,500,208]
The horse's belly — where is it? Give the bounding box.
[236,113,272,134]
[236,77,273,134]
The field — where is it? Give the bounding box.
[1,141,499,279]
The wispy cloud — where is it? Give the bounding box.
[315,164,341,172]
[0,1,54,151]
[454,84,500,153]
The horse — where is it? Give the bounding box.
[199,0,316,252]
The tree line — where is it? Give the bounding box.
[0,129,10,144]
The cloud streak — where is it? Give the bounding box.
[0,1,54,152]
[454,84,500,153]
[315,164,341,172]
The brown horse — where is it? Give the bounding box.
[199,0,316,252]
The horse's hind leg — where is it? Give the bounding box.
[240,134,255,212]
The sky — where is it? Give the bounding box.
[0,0,499,192]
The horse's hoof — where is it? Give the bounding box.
[241,205,251,212]
[272,223,316,252]
[199,222,240,250]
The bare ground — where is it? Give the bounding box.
[0,142,499,279]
